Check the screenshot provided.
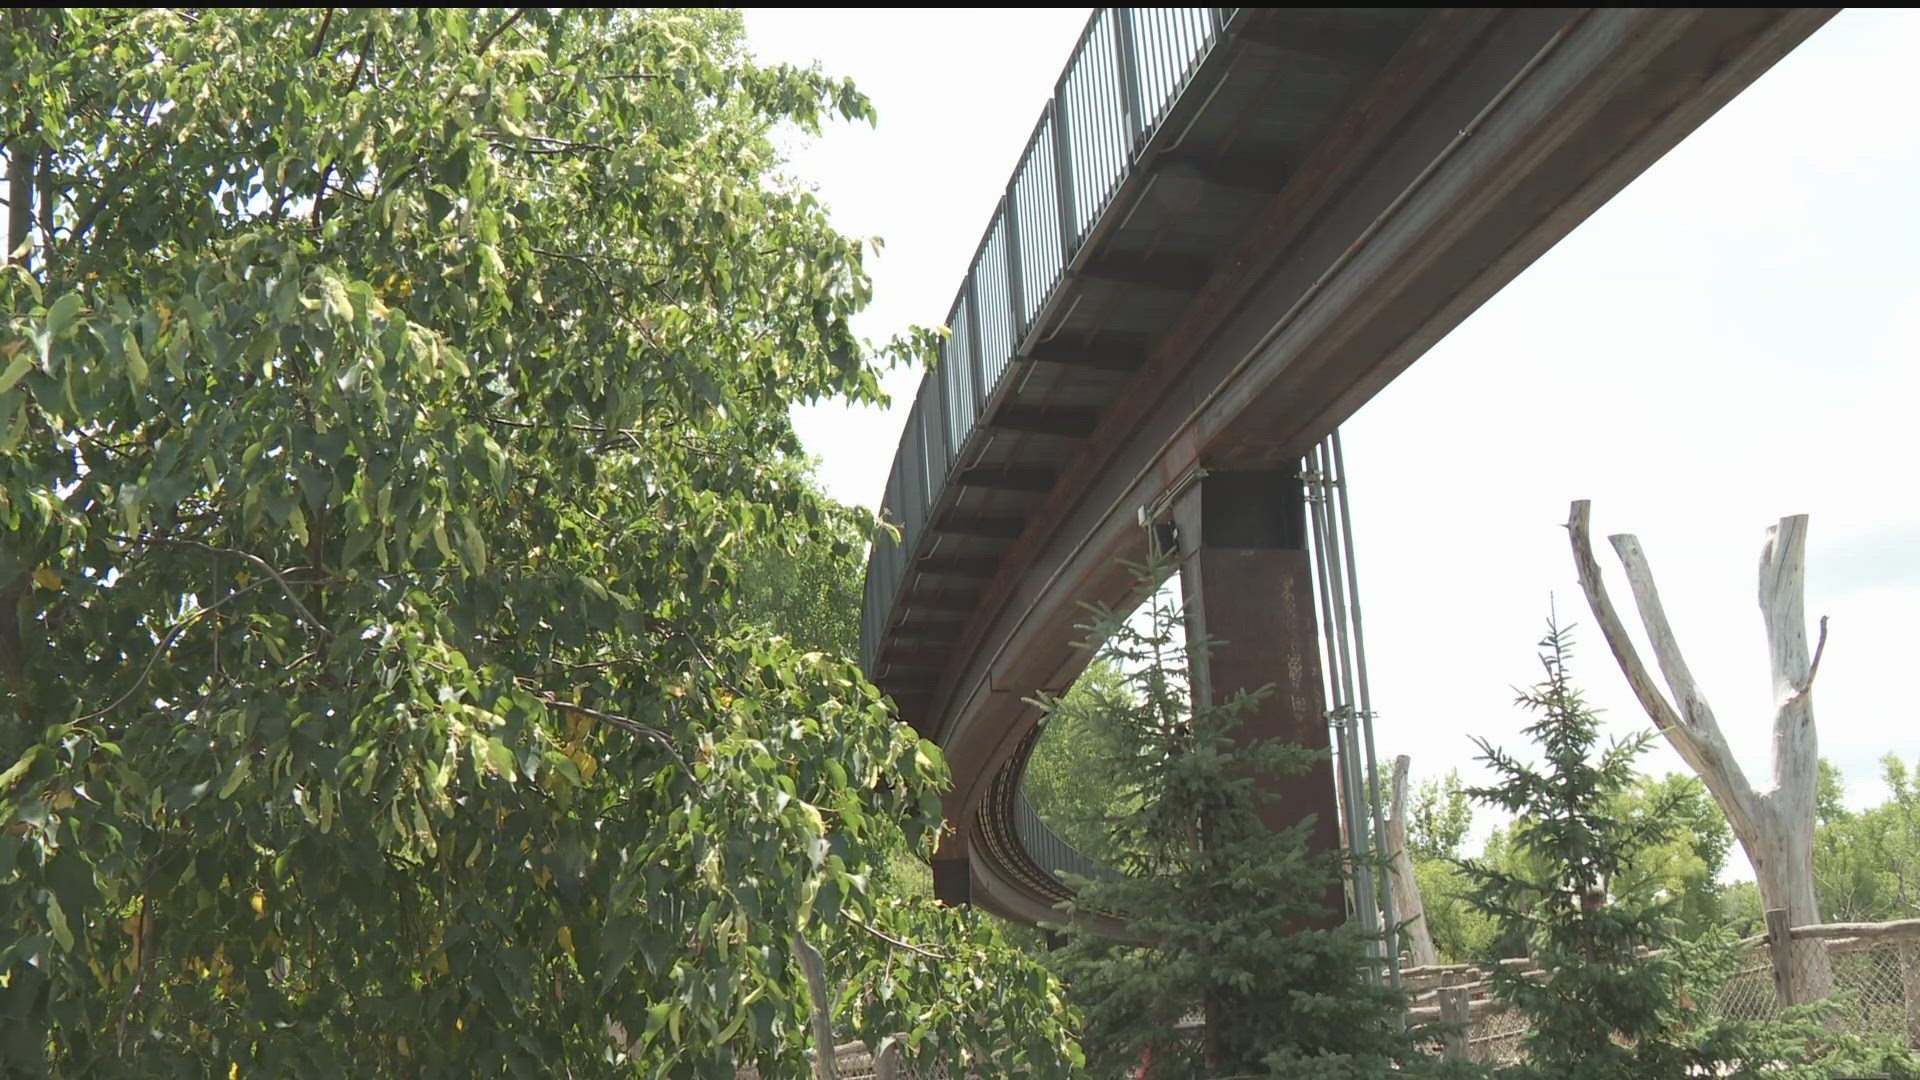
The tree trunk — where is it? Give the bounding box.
[793,929,841,1080]
[5,11,36,270]
[1567,502,1832,1001]
[1384,755,1439,968]
[7,131,33,269]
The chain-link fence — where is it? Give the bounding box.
[735,1040,956,1080]
[731,921,1920,1077]
[1417,918,1920,1065]
[1710,930,1920,1044]
[1463,1003,1530,1066]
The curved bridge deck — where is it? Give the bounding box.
[857,7,1836,924]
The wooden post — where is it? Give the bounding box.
[1438,971,1470,1061]
[1899,942,1920,1050]
[793,930,841,1080]
[1385,755,1439,968]
[1766,908,1797,1009]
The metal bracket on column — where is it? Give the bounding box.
[1137,464,1209,531]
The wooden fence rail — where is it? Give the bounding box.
[1413,912,1920,1064]
[726,914,1920,1075]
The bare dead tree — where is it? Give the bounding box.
[1567,500,1831,1000]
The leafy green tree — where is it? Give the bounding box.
[1460,619,1752,1078]
[1022,657,1135,867]
[1043,568,1459,1080]
[1459,620,1914,1079]
[0,9,1076,1077]
[731,458,865,659]
[721,460,1071,1059]
[1723,879,1766,938]
[1395,766,1501,965]
[1813,756,1920,923]
[1817,758,1850,827]
[1881,755,1920,916]
[1422,770,1735,964]
[1411,856,1503,965]
[1410,769,1475,863]
[1611,772,1733,941]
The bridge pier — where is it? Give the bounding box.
[1169,470,1344,918]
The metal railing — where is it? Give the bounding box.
[859,8,1237,676]
[1013,794,1122,888]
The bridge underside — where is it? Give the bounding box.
[861,7,1837,924]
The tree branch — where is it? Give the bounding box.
[793,928,842,1080]
[0,571,30,697]
[115,860,156,1057]
[488,136,617,156]
[309,8,334,57]
[1566,503,1684,736]
[525,691,690,777]
[66,105,170,249]
[1759,514,1821,805]
[473,8,527,57]
[844,911,951,961]
[312,25,376,228]
[1760,514,1817,702]
[7,112,35,270]
[143,538,331,639]
[1608,533,1719,732]
[1566,501,1758,822]
[1793,615,1828,701]
[75,577,283,723]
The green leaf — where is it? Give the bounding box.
[323,275,354,325]
[122,326,150,386]
[644,1001,672,1036]
[0,353,34,395]
[459,514,487,575]
[43,890,74,951]
[0,745,43,792]
[45,292,85,338]
[218,756,251,799]
[485,738,518,781]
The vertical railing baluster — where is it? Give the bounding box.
[965,277,987,415]
[904,408,920,551]
[1002,194,1026,342]
[1113,7,1136,153]
[919,401,936,510]
[908,409,918,520]
[929,348,950,474]
[949,324,966,447]
[1050,93,1077,261]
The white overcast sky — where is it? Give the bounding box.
[742,9,1920,874]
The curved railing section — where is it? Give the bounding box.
[974,727,1128,903]
[858,8,1236,675]
[1013,796,1121,890]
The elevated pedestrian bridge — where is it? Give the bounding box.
[856,7,1834,925]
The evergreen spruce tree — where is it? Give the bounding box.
[1044,562,1470,1079]
[1459,618,1919,1080]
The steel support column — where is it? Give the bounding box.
[1169,470,1343,919]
